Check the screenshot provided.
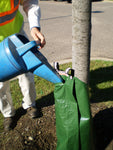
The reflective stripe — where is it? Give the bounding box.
[0,0,20,26]
[0,10,18,26]
[14,0,20,7]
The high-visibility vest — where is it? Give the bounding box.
[0,0,23,42]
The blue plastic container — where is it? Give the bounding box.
[0,34,63,83]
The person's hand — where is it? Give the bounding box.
[30,27,46,50]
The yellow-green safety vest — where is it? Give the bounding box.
[0,0,23,42]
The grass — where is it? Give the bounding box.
[90,60,113,106]
[0,60,113,131]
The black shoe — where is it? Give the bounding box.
[27,107,39,119]
[4,117,14,131]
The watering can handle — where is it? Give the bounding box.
[16,41,38,56]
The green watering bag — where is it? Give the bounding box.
[54,75,93,150]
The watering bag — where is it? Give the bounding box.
[54,75,93,150]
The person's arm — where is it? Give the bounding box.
[21,0,46,49]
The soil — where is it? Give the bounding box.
[0,96,113,150]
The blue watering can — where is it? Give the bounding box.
[0,34,63,83]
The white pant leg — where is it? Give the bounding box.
[0,81,15,117]
[18,28,36,109]
[18,72,36,109]
[0,73,36,117]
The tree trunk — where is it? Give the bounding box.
[72,0,92,84]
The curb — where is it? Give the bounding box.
[91,57,113,61]
[50,57,113,66]
[103,0,113,2]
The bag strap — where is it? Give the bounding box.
[53,62,75,78]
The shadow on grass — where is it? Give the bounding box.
[90,66,113,103]
[90,66,113,149]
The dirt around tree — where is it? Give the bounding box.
[0,95,113,150]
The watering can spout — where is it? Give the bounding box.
[0,34,63,83]
[33,61,63,84]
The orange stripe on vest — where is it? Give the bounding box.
[0,0,20,26]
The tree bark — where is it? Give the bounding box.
[72,0,92,84]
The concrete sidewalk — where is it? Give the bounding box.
[91,0,113,61]
[20,1,113,63]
